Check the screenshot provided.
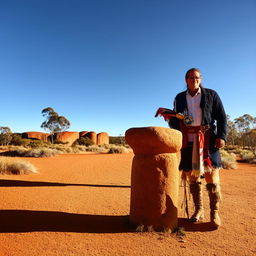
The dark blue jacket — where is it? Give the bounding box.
[168,87,227,169]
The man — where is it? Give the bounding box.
[169,68,227,228]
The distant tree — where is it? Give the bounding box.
[234,114,255,134]
[0,126,12,146]
[234,114,256,147]
[41,107,70,143]
[242,129,256,150]
[226,115,238,145]
[109,135,126,145]
[10,133,24,146]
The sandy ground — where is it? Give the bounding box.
[0,153,255,256]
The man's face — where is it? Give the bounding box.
[186,71,201,92]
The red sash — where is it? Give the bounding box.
[180,124,212,168]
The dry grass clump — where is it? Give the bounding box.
[71,145,103,153]
[107,145,131,154]
[224,146,256,164]
[220,149,237,169]
[72,145,88,152]
[0,157,38,174]
[0,143,132,156]
[24,148,61,157]
[73,144,131,154]
[0,145,28,152]
[250,158,256,164]
[0,146,9,151]
[47,144,104,154]
[9,148,61,157]
[84,145,106,153]
[239,149,255,163]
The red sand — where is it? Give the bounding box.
[0,153,255,256]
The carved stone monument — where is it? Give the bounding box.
[125,127,182,232]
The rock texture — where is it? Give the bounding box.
[85,132,97,144]
[22,132,50,142]
[79,131,89,138]
[125,126,182,232]
[97,132,109,145]
[23,130,109,145]
[55,131,79,145]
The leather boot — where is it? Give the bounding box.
[189,182,204,222]
[206,183,221,228]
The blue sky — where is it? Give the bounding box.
[0,0,255,136]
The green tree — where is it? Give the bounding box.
[41,107,70,143]
[234,114,256,147]
[10,133,24,146]
[0,126,12,146]
[242,129,256,150]
[234,114,254,134]
[226,115,238,145]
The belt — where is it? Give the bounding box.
[184,125,210,134]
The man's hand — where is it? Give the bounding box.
[215,138,225,149]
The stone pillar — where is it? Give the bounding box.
[97,132,109,145]
[125,127,182,232]
[86,131,97,144]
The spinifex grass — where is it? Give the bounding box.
[0,157,38,174]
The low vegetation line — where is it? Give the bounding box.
[0,144,132,158]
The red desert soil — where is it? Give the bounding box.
[0,153,255,256]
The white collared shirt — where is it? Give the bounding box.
[186,87,202,141]
[186,87,202,126]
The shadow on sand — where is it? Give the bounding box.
[0,179,130,188]
[178,218,217,232]
[0,179,215,233]
[0,210,216,234]
[0,210,130,233]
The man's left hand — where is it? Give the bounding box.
[215,138,225,148]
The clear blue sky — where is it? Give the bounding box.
[1,0,255,136]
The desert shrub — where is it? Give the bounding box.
[250,159,256,164]
[48,143,67,151]
[85,145,106,153]
[1,141,132,156]
[18,139,31,147]
[10,134,31,147]
[47,144,84,154]
[10,134,23,145]
[0,146,8,151]
[239,150,255,163]
[53,140,69,145]
[0,157,38,174]
[21,139,32,147]
[5,148,61,157]
[72,145,88,153]
[234,148,246,155]
[70,147,79,153]
[107,145,131,154]
[220,150,237,169]
[28,140,46,148]
[64,147,74,153]
[224,145,240,154]
[103,143,130,149]
[75,137,94,146]
[23,148,61,157]
[109,136,126,145]
[71,144,131,154]
[224,145,239,151]
[7,145,28,151]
